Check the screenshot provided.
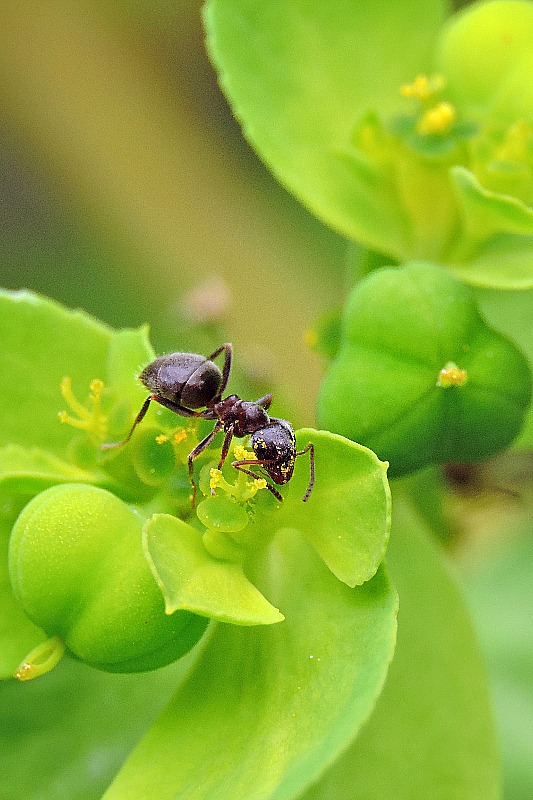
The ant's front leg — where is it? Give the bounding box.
[102,395,154,451]
[187,420,224,506]
[232,459,284,502]
[296,443,315,502]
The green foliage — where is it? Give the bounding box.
[3,0,531,796]
[205,0,533,288]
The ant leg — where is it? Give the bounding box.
[232,461,284,502]
[207,343,232,397]
[217,426,235,471]
[296,443,315,502]
[255,394,273,411]
[153,395,216,419]
[102,395,153,450]
[187,420,224,506]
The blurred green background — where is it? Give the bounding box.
[0,2,532,799]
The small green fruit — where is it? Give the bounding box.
[318,262,532,476]
[9,484,208,673]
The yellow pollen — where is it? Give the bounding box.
[400,73,445,102]
[437,362,468,388]
[246,478,267,496]
[155,434,169,444]
[173,429,187,445]
[233,444,255,462]
[209,468,223,490]
[416,102,456,136]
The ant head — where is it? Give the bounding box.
[251,419,296,485]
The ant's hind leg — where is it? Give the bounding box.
[207,343,233,397]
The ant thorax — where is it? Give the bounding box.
[213,396,270,437]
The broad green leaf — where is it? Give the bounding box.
[0,289,154,455]
[0,289,111,454]
[204,0,447,255]
[106,326,155,405]
[277,429,391,587]
[0,444,108,495]
[466,520,533,800]
[300,490,500,800]
[103,532,398,800]
[0,649,202,800]
[143,513,284,625]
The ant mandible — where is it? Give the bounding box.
[103,343,315,505]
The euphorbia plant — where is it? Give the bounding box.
[2,0,532,798]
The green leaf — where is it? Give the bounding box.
[103,529,397,800]
[318,262,532,476]
[0,290,111,454]
[0,289,155,455]
[451,166,533,240]
[300,489,501,800]
[204,0,447,256]
[437,0,533,117]
[0,444,109,494]
[466,520,533,800]
[0,652,199,800]
[143,513,284,625]
[277,429,391,587]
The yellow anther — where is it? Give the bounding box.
[58,376,108,441]
[495,119,532,164]
[400,74,445,102]
[173,429,187,445]
[416,101,456,136]
[155,434,169,444]
[437,362,468,388]
[90,379,104,394]
[233,444,255,462]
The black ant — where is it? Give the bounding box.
[103,344,315,505]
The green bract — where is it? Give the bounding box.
[318,262,532,477]
[205,0,533,288]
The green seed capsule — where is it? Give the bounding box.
[9,484,208,674]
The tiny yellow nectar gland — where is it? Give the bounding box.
[437,362,468,388]
[14,636,66,681]
[155,434,169,444]
[58,376,108,441]
[417,101,457,136]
